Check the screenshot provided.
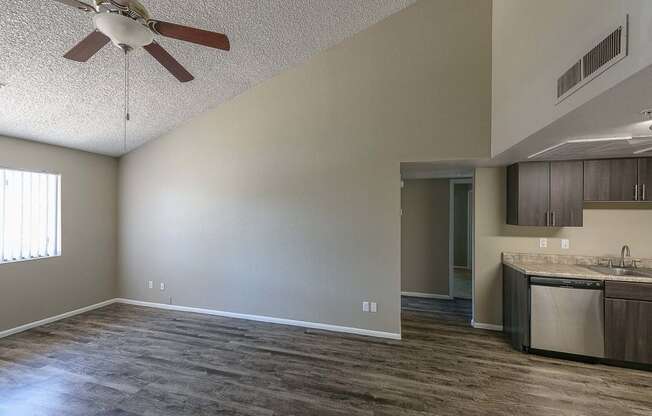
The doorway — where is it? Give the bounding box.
[399,174,474,326]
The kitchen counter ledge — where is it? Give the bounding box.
[502,253,652,284]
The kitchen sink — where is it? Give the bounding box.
[585,265,652,279]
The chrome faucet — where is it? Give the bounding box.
[619,245,631,268]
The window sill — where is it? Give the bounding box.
[0,254,62,266]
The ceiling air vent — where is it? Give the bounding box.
[557,61,582,99]
[556,16,628,104]
[583,26,623,78]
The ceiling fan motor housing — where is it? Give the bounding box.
[93,13,153,48]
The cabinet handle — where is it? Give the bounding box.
[552,211,556,227]
[634,184,639,201]
[545,211,549,226]
[644,184,647,201]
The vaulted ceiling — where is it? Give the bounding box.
[0,0,414,156]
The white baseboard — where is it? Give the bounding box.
[0,298,402,341]
[401,291,453,300]
[471,319,503,331]
[115,298,402,340]
[0,299,117,339]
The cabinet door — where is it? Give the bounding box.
[503,266,529,351]
[517,162,550,226]
[583,160,610,201]
[584,159,638,201]
[610,159,639,201]
[605,298,652,364]
[549,161,583,226]
[639,158,652,201]
[506,164,519,225]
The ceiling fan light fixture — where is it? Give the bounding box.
[58,0,230,83]
[93,13,153,48]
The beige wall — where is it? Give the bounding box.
[0,136,118,332]
[492,0,652,156]
[473,167,652,326]
[118,0,491,335]
[401,179,449,296]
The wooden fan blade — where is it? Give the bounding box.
[149,20,230,51]
[143,42,194,83]
[52,0,95,12]
[63,31,110,62]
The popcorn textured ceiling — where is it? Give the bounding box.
[0,0,415,156]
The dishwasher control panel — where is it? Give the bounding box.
[530,276,603,289]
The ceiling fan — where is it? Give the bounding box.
[55,0,231,82]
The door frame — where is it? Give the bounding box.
[449,178,473,299]
[467,188,473,268]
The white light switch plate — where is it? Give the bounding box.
[362,301,370,312]
[370,302,377,313]
[148,281,153,289]
[561,239,570,249]
[539,238,548,248]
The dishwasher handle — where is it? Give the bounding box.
[530,276,603,289]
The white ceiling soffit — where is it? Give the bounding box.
[494,62,652,165]
[0,0,416,157]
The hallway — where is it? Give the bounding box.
[401,296,472,326]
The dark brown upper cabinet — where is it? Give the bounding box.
[584,159,638,201]
[507,162,549,226]
[549,161,584,227]
[638,158,652,201]
[507,161,583,227]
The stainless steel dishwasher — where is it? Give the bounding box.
[530,276,605,358]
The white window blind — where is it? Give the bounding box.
[0,168,61,263]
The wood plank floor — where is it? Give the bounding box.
[1,301,651,415]
[401,296,472,324]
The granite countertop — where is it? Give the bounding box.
[502,253,652,284]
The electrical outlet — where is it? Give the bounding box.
[561,239,570,249]
[148,280,153,289]
[539,238,548,248]
[362,301,370,312]
[160,282,165,291]
[370,302,377,313]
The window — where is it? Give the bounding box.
[0,168,61,263]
